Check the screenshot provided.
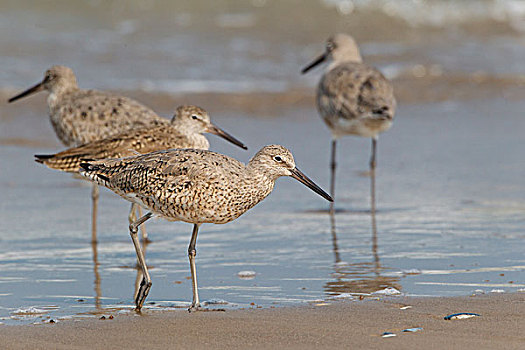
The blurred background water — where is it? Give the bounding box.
[0,0,524,324]
[3,0,525,95]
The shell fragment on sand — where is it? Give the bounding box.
[402,327,423,333]
[490,289,505,293]
[237,270,257,279]
[326,293,355,300]
[381,332,396,338]
[372,287,401,295]
[444,312,481,320]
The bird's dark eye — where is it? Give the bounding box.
[274,156,282,162]
[191,115,198,120]
[326,42,335,51]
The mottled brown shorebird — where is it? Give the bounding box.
[34,105,247,243]
[79,145,332,311]
[8,65,165,242]
[302,34,396,214]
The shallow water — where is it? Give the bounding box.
[1,99,524,324]
[0,0,525,325]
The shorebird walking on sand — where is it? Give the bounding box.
[35,105,247,244]
[302,34,396,214]
[80,145,332,311]
[8,65,166,242]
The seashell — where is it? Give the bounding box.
[402,327,423,332]
[327,293,355,300]
[490,289,505,293]
[237,270,257,279]
[444,312,481,320]
[381,332,396,338]
[372,287,401,295]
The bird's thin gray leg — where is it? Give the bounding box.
[188,223,201,312]
[91,184,99,243]
[370,137,377,171]
[128,204,143,268]
[370,138,377,216]
[136,205,150,245]
[329,139,337,215]
[128,204,149,245]
[129,212,153,311]
[128,203,136,225]
[134,267,143,307]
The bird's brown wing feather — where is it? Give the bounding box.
[318,63,396,125]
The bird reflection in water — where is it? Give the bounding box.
[90,237,152,311]
[91,241,102,309]
[324,185,400,296]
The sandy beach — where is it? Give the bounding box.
[1,293,523,349]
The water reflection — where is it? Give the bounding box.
[91,241,102,310]
[89,229,153,313]
[329,213,341,264]
[324,193,401,296]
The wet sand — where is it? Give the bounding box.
[1,293,523,349]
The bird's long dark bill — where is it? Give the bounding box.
[8,80,45,103]
[290,167,333,202]
[301,53,327,74]
[208,124,248,150]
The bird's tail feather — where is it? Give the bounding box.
[79,162,111,186]
[35,153,90,173]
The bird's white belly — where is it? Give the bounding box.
[330,116,392,139]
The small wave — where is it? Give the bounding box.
[323,0,525,32]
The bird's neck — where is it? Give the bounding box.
[245,164,277,199]
[47,82,79,110]
[327,55,362,71]
[169,122,210,150]
[187,133,209,150]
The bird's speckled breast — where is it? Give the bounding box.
[137,167,275,224]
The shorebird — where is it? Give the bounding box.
[34,105,247,243]
[79,145,332,311]
[8,65,166,242]
[302,34,396,214]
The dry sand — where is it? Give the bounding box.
[0,293,523,350]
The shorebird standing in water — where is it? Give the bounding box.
[80,145,332,311]
[302,34,396,214]
[34,105,247,244]
[8,65,166,242]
